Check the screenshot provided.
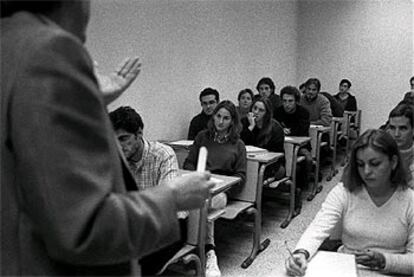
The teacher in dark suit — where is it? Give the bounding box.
[1,1,214,275]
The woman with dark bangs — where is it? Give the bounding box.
[286,129,414,276]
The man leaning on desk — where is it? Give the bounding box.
[1,1,214,276]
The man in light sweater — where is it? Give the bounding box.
[300,78,332,127]
[387,103,414,189]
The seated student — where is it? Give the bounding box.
[188,87,220,140]
[240,96,286,198]
[109,106,184,275]
[402,76,414,107]
[184,100,247,277]
[241,96,285,153]
[274,86,312,204]
[286,129,414,277]
[236,88,254,119]
[110,106,179,190]
[256,77,281,113]
[300,78,332,127]
[386,103,414,189]
[334,78,357,112]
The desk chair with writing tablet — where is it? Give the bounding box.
[219,151,284,268]
[341,110,362,166]
[156,201,208,276]
[308,125,331,201]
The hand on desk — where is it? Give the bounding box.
[167,172,215,211]
[355,249,385,270]
[285,253,308,276]
[95,57,142,105]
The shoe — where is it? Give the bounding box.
[206,250,221,277]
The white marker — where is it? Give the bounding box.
[196,146,208,172]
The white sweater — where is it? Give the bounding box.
[296,183,414,275]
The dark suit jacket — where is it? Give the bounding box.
[1,12,179,276]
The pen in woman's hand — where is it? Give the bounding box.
[284,240,295,260]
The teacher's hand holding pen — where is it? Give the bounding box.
[167,172,215,211]
[167,146,214,211]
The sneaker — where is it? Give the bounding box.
[206,250,221,277]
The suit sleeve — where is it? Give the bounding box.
[10,33,180,265]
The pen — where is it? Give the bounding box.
[284,240,295,260]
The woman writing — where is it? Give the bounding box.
[184,100,246,277]
[285,129,414,276]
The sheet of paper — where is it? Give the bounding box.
[304,251,357,277]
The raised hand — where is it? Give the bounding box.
[95,57,142,104]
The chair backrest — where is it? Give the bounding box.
[309,127,318,158]
[284,142,295,178]
[227,159,259,203]
[354,110,362,134]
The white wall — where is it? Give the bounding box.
[87,0,298,140]
[297,0,413,131]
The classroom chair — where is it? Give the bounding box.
[156,201,209,277]
[218,152,284,268]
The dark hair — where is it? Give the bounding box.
[1,0,62,18]
[207,100,241,143]
[299,83,306,91]
[305,78,321,91]
[109,106,144,134]
[389,103,414,128]
[237,88,254,101]
[199,87,219,103]
[251,96,274,147]
[340,79,352,88]
[256,77,275,93]
[280,86,301,102]
[342,129,408,191]
[410,76,414,84]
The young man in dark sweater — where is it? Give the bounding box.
[274,86,312,211]
[187,88,220,140]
